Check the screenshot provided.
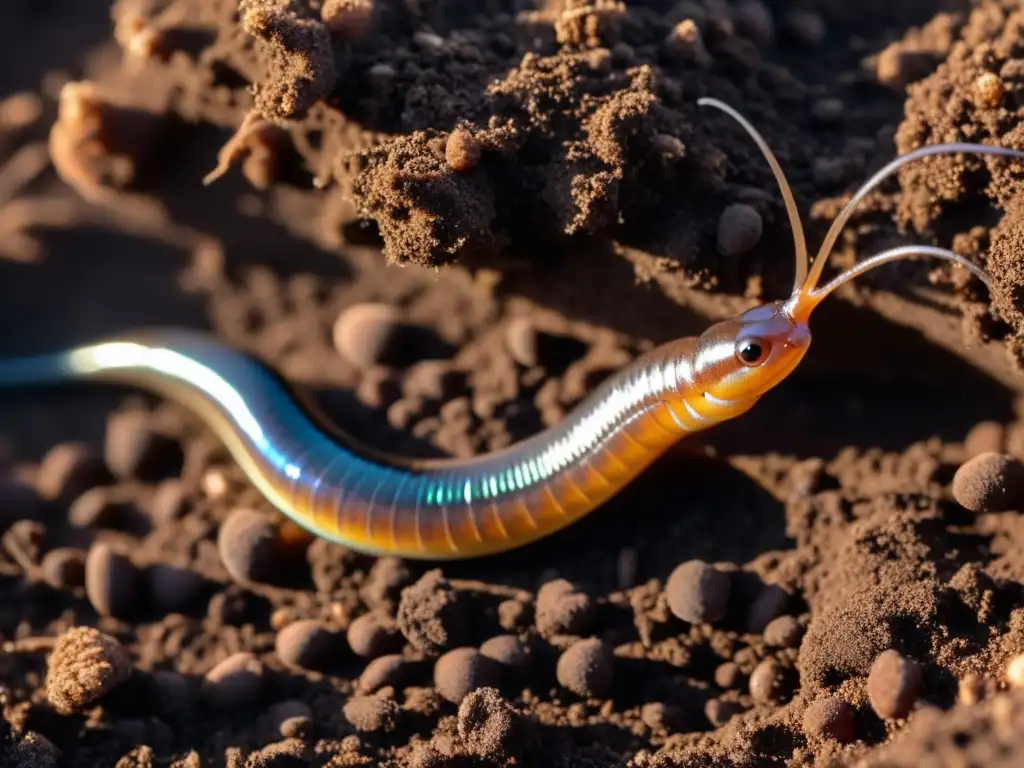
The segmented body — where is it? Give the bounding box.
[0,328,752,559]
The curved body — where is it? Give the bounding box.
[0,317,798,559]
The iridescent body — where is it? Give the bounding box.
[1,99,1020,560]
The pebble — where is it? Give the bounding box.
[951,452,1024,512]
[201,652,265,710]
[266,700,314,739]
[535,579,596,638]
[217,508,280,584]
[480,634,532,671]
[641,701,687,733]
[347,612,404,658]
[36,442,109,503]
[85,542,140,618]
[665,560,730,625]
[556,637,614,698]
[497,598,531,632]
[749,658,786,704]
[716,203,763,257]
[359,654,411,693]
[803,696,855,742]
[973,72,1004,109]
[149,479,190,524]
[40,547,87,590]
[45,626,132,714]
[714,662,743,690]
[396,569,469,655]
[433,647,501,704]
[276,619,339,671]
[867,650,922,720]
[343,695,402,733]
[875,46,934,89]
[68,487,137,529]
[333,303,452,369]
[747,584,790,633]
[149,563,205,613]
[1006,654,1024,689]
[445,126,482,172]
[763,615,803,648]
[105,410,183,481]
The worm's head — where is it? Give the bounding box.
[695,301,811,406]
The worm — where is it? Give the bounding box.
[1,98,1020,560]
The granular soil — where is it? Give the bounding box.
[5,0,1024,766]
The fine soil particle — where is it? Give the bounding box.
[7,0,1024,766]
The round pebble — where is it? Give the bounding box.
[333,303,405,369]
[951,452,1024,513]
[347,612,404,658]
[716,203,763,257]
[149,479,189,524]
[276,619,339,671]
[40,547,87,590]
[45,626,132,714]
[973,72,1004,109]
[665,560,730,625]
[535,578,596,637]
[446,126,482,172]
[36,442,108,503]
[359,654,411,693]
[556,637,614,698]
[714,662,743,690]
[704,698,743,727]
[867,650,922,720]
[217,508,280,584]
[747,584,790,632]
[85,542,140,618]
[266,700,313,739]
[149,563,205,613]
[68,487,136,529]
[480,634,532,671]
[763,615,803,648]
[433,647,501,704]
[201,652,265,710]
[343,695,401,732]
[105,410,183,481]
[803,696,855,742]
[749,658,786,704]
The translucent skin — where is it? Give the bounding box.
[0,307,811,560]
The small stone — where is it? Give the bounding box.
[1006,654,1024,689]
[105,410,183,481]
[749,658,788,704]
[275,619,339,671]
[536,579,596,638]
[664,19,711,65]
[714,662,743,690]
[875,45,935,89]
[332,303,441,370]
[867,650,922,720]
[747,584,790,633]
[217,508,280,584]
[37,442,109,503]
[85,542,140,618]
[763,615,803,648]
[40,547,87,589]
[446,126,482,172]
[433,648,501,704]
[665,560,730,625]
[803,696,855,742]
[952,452,1024,512]
[45,626,132,714]
[480,635,532,671]
[359,654,411,693]
[716,203,763,257]
[201,652,265,710]
[321,0,374,40]
[68,487,137,529]
[266,700,313,739]
[641,701,687,733]
[556,637,614,698]
[149,563,205,613]
[347,612,403,658]
[150,479,189,524]
[973,72,1004,109]
[343,695,401,732]
[497,598,531,632]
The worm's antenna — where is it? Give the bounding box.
[697,98,809,290]
[801,142,1024,296]
[787,244,991,322]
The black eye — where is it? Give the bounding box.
[736,339,770,366]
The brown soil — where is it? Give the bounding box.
[4,0,1024,766]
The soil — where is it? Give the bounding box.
[4,0,1024,766]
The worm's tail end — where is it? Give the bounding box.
[0,352,78,388]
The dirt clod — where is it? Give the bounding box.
[45,626,132,714]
